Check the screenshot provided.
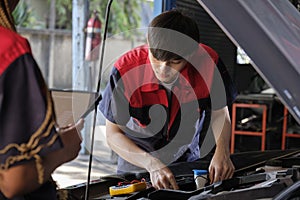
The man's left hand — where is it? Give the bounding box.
[208,150,235,183]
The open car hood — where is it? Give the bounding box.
[197,0,300,124]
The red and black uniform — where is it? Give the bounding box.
[99,44,237,173]
[0,26,62,200]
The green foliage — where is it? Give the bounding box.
[12,0,152,35]
[89,0,148,38]
[51,0,72,29]
[53,0,149,37]
[12,0,43,29]
[91,0,142,37]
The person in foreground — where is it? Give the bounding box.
[0,0,84,199]
[99,9,237,190]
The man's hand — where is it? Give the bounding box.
[209,106,235,183]
[149,166,179,190]
[146,157,179,190]
[58,119,84,163]
[208,149,234,183]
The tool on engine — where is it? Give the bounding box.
[109,179,147,196]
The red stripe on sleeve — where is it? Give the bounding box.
[0,27,31,76]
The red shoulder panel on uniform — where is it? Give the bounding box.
[0,27,32,76]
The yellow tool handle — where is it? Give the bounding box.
[109,182,147,196]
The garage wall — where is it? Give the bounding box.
[19,28,145,90]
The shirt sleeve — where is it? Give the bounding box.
[98,66,131,126]
[0,53,63,169]
[210,58,238,110]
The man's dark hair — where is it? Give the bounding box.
[147,9,200,61]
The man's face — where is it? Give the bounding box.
[148,51,187,84]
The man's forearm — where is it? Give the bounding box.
[211,106,231,154]
[106,120,165,172]
[0,151,64,199]
[208,106,235,183]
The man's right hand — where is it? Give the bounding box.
[58,118,84,163]
[148,162,179,190]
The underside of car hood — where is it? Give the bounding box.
[197,0,300,124]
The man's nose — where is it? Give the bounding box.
[160,62,169,70]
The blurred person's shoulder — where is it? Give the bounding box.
[0,26,31,53]
[0,26,31,74]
